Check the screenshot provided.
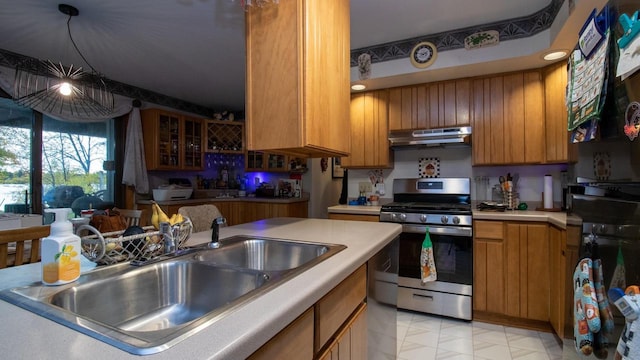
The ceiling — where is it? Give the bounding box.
[0,0,604,114]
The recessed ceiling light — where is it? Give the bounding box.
[351,84,366,91]
[543,50,567,61]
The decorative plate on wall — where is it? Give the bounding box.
[419,157,440,178]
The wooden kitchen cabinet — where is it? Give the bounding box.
[474,220,553,329]
[472,71,544,165]
[245,0,351,158]
[318,303,367,360]
[139,200,307,227]
[504,222,549,321]
[343,90,392,169]
[544,62,577,163]
[315,265,367,355]
[250,265,367,359]
[248,308,315,360]
[549,224,567,339]
[141,109,204,171]
[205,120,244,154]
[563,225,581,339]
[328,213,379,222]
[473,220,506,315]
[246,151,289,172]
[388,79,471,131]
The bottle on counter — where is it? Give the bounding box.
[221,164,229,184]
[294,180,301,198]
[41,208,81,286]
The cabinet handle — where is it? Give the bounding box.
[413,294,434,301]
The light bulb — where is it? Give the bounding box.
[543,50,567,61]
[59,82,72,96]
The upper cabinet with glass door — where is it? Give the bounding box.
[140,109,204,170]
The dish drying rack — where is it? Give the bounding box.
[76,219,193,265]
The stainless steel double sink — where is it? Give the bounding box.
[0,235,346,355]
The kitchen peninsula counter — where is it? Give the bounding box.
[327,204,582,228]
[0,218,401,359]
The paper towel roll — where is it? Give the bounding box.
[544,175,553,209]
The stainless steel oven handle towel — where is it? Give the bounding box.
[420,227,437,284]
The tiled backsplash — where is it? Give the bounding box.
[347,147,569,205]
[348,138,639,206]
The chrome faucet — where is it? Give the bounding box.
[160,222,176,254]
[209,217,227,248]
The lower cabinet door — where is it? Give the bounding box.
[248,308,314,360]
[318,303,367,360]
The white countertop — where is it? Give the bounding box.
[472,210,582,229]
[0,218,401,360]
[327,205,582,228]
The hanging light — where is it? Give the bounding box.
[236,0,279,11]
[12,4,114,117]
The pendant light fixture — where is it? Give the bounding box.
[13,4,114,118]
[236,0,279,11]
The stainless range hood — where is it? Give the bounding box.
[388,126,472,148]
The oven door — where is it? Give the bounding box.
[398,224,473,286]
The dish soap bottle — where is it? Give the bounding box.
[41,208,81,285]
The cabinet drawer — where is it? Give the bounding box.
[315,265,367,352]
[249,308,314,360]
[474,220,504,239]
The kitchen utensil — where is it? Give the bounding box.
[512,173,520,190]
[499,176,506,191]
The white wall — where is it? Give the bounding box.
[307,158,342,219]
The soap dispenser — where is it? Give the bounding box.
[41,208,82,285]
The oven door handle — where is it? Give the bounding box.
[402,224,472,237]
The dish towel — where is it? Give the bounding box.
[574,257,601,356]
[122,107,149,194]
[420,228,437,284]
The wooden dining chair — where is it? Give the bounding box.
[112,208,142,227]
[0,225,50,268]
[178,204,223,233]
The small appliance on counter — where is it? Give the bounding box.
[152,179,193,201]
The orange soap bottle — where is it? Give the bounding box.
[41,208,81,285]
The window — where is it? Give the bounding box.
[0,97,115,217]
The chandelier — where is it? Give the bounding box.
[236,0,279,10]
[13,4,114,118]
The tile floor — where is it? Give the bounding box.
[396,310,563,360]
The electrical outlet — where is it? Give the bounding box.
[358,182,372,193]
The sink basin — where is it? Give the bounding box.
[0,236,345,355]
[192,235,339,271]
[51,261,268,332]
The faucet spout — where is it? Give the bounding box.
[209,217,226,248]
[160,222,176,254]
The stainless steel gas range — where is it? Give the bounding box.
[380,178,473,320]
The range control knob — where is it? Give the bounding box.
[420,214,428,223]
[452,216,461,225]
[441,216,449,224]
[399,213,407,222]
